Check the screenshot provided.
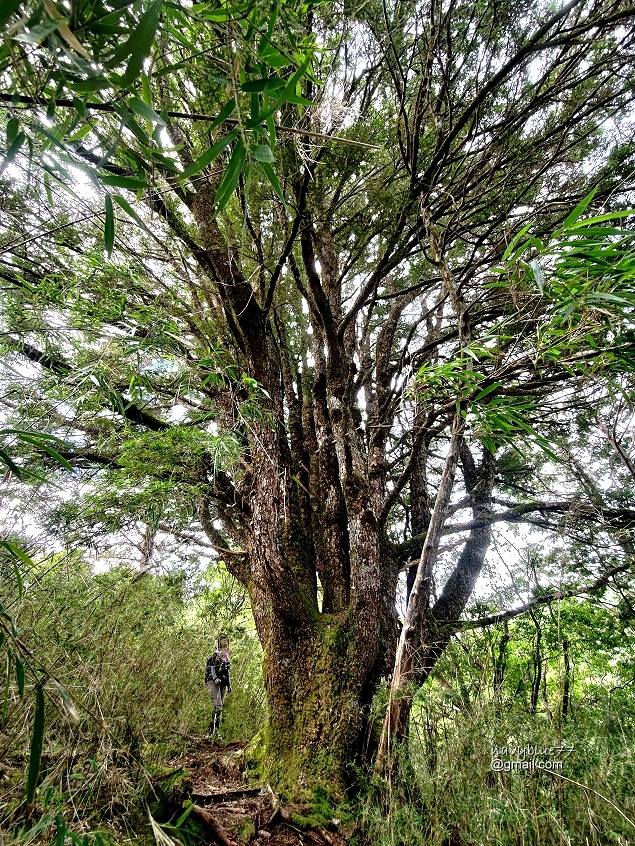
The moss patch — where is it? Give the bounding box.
[146,766,193,822]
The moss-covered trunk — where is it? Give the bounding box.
[230,392,395,796]
[249,609,379,797]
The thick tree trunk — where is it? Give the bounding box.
[234,414,389,797]
[248,599,381,797]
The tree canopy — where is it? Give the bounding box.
[2,0,635,797]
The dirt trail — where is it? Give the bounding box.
[168,738,352,846]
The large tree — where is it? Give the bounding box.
[2,0,635,795]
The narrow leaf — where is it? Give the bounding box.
[55,817,67,846]
[51,679,80,722]
[175,803,195,826]
[502,222,533,262]
[0,0,22,27]
[209,98,237,132]
[214,139,246,212]
[530,259,544,294]
[38,444,74,470]
[104,193,115,257]
[7,118,19,146]
[474,382,501,402]
[128,96,167,126]
[112,193,153,235]
[562,188,597,229]
[100,173,148,190]
[258,160,285,206]
[142,72,153,106]
[0,540,34,570]
[241,77,287,93]
[15,654,25,699]
[148,809,179,846]
[252,144,275,163]
[180,129,238,181]
[245,56,311,129]
[1,131,25,174]
[116,0,163,86]
[2,652,12,726]
[26,683,45,816]
[569,209,635,228]
[0,447,23,477]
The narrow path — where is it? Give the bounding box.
[168,737,351,846]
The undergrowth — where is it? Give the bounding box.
[363,656,635,845]
[0,558,265,845]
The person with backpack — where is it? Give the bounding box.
[205,633,231,738]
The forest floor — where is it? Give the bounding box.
[167,737,354,846]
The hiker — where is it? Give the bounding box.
[205,633,231,738]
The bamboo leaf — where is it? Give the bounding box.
[104,193,115,257]
[258,160,285,205]
[1,131,25,174]
[55,816,66,846]
[7,118,20,146]
[241,77,287,92]
[113,0,163,87]
[180,129,239,181]
[214,139,247,212]
[502,223,533,262]
[41,0,91,58]
[26,682,45,817]
[13,19,60,43]
[0,540,34,571]
[51,679,80,722]
[0,0,22,27]
[252,144,275,163]
[37,444,74,471]
[111,193,153,236]
[209,98,237,132]
[568,209,635,228]
[0,447,23,477]
[128,96,167,126]
[15,654,25,699]
[14,432,73,470]
[530,259,544,294]
[100,174,148,190]
[562,187,597,229]
[474,382,501,402]
[2,652,12,726]
[245,56,312,129]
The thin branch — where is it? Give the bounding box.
[451,561,633,631]
[0,92,381,150]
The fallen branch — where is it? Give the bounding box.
[190,805,238,846]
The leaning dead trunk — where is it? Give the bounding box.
[376,429,496,772]
[376,414,465,768]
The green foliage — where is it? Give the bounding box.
[412,203,635,458]
[0,555,265,840]
[2,0,635,823]
[0,0,320,235]
[364,599,635,846]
